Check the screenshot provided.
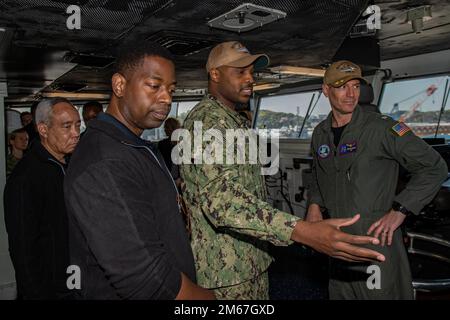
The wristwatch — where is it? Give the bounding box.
[392,201,412,216]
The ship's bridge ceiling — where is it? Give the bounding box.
[0,0,449,103]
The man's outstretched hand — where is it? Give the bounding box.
[291,214,385,262]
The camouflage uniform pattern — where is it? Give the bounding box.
[180,95,299,295]
[213,271,269,300]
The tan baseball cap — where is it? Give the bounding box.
[206,41,269,72]
[324,60,367,88]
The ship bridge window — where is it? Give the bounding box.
[255,91,330,139]
[379,75,450,142]
[141,100,199,142]
[176,101,198,124]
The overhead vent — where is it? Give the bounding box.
[208,3,287,33]
[64,52,115,68]
[146,30,218,56]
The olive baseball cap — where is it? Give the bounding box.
[206,41,269,72]
[324,60,367,88]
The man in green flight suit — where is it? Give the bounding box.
[180,42,387,300]
[306,60,448,299]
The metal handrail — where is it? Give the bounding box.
[407,232,450,291]
[407,232,450,248]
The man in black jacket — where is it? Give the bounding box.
[4,97,81,299]
[64,42,213,299]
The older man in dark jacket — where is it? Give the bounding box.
[4,97,81,299]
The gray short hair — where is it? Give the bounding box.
[35,97,74,126]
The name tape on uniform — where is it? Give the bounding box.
[339,141,357,155]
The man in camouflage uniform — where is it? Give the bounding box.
[306,60,448,299]
[180,42,387,300]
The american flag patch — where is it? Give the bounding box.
[392,122,411,136]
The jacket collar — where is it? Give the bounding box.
[205,94,249,128]
[320,104,368,133]
[32,140,68,167]
[318,105,371,172]
[90,112,174,177]
[90,113,152,148]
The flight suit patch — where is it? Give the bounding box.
[318,144,331,159]
[339,141,357,155]
[391,122,411,137]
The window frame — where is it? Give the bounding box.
[378,72,450,113]
[378,72,450,140]
[253,83,327,141]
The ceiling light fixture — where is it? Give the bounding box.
[40,92,110,100]
[253,83,281,91]
[270,65,325,77]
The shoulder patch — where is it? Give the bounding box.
[391,122,411,137]
[317,144,331,159]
